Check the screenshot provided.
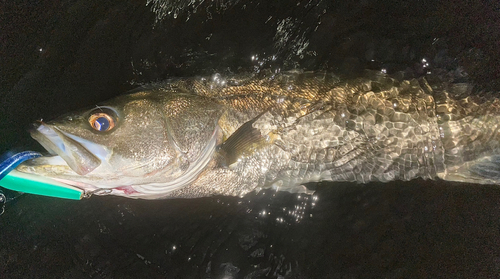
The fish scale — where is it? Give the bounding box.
[166,73,461,197]
[191,73,448,191]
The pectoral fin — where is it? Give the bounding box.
[217,113,270,166]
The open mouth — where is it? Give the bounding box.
[30,122,108,175]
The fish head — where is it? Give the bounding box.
[17,90,224,198]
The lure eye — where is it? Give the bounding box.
[89,112,115,132]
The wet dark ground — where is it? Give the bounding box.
[1,0,500,278]
[1,181,500,278]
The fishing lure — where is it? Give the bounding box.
[0,151,83,200]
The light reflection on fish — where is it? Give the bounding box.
[16,71,500,199]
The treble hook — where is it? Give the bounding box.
[0,192,6,215]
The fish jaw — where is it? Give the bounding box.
[15,155,102,194]
[28,122,109,175]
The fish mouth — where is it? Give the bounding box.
[30,122,108,175]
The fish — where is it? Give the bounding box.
[15,70,500,199]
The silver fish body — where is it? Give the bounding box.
[17,71,500,199]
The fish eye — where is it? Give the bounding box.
[89,112,115,132]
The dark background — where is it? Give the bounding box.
[1,0,500,278]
